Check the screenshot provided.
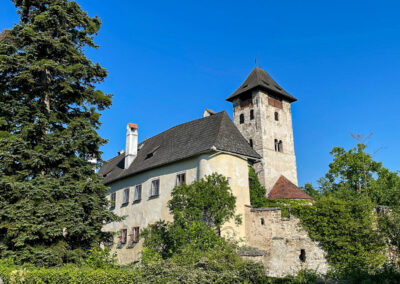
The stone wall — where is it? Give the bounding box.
[244,206,329,277]
[232,90,298,193]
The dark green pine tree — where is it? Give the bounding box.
[0,0,120,266]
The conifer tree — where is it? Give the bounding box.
[0,0,120,265]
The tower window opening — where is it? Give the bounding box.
[249,139,253,148]
[278,140,283,152]
[261,218,265,225]
[299,249,306,263]
[274,139,279,151]
[239,114,244,124]
[274,112,279,121]
[250,109,254,120]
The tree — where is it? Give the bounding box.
[0,0,120,266]
[168,173,240,234]
[142,173,240,258]
[302,183,320,199]
[248,167,268,208]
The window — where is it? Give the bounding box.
[130,227,140,243]
[119,229,127,244]
[274,139,283,152]
[110,192,116,209]
[274,112,279,121]
[261,218,265,225]
[176,173,186,186]
[122,188,129,205]
[278,140,283,152]
[249,139,253,148]
[250,109,254,120]
[151,179,160,197]
[299,249,306,263]
[239,113,244,124]
[134,185,142,201]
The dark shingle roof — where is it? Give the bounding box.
[226,67,297,102]
[267,176,312,200]
[99,111,261,184]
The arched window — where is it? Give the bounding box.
[239,113,244,124]
[274,139,279,151]
[274,112,279,121]
[249,139,253,148]
[278,140,283,152]
[250,109,254,120]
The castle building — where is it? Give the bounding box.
[99,67,328,276]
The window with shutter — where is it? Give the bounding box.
[120,229,127,244]
[130,227,140,243]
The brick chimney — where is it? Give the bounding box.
[125,123,138,169]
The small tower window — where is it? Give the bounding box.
[274,112,279,121]
[275,139,283,152]
[239,114,244,124]
[260,218,265,225]
[250,109,254,120]
[278,140,283,152]
[299,249,306,263]
[249,139,253,148]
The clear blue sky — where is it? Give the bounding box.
[1,0,400,187]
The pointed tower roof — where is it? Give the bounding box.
[226,67,297,102]
[268,176,312,200]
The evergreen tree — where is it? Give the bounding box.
[0,0,120,266]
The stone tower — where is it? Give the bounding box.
[227,67,298,193]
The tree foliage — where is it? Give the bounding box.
[0,0,120,265]
[142,173,240,259]
[293,142,400,274]
[249,166,268,208]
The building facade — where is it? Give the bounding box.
[99,67,328,276]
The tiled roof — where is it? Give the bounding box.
[267,176,312,200]
[226,67,297,102]
[99,111,261,184]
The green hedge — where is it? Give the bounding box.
[0,265,140,284]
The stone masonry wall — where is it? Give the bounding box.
[232,90,298,194]
[244,206,329,277]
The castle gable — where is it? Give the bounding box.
[268,176,312,200]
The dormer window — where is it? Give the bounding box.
[240,114,244,124]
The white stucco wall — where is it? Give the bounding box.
[103,152,252,264]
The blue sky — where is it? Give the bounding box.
[1,0,400,186]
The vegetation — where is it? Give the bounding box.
[0,0,120,266]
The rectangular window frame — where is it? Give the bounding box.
[176,172,186,187]
[110,192,116,209]
[120,228,127,244]
[130,226,140,243]
[150,179,160,197]
[122,188,129,205]
[134,184,142,202]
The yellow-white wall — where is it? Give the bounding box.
[103,152,252,264]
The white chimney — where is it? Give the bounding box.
[125,123,138,169]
